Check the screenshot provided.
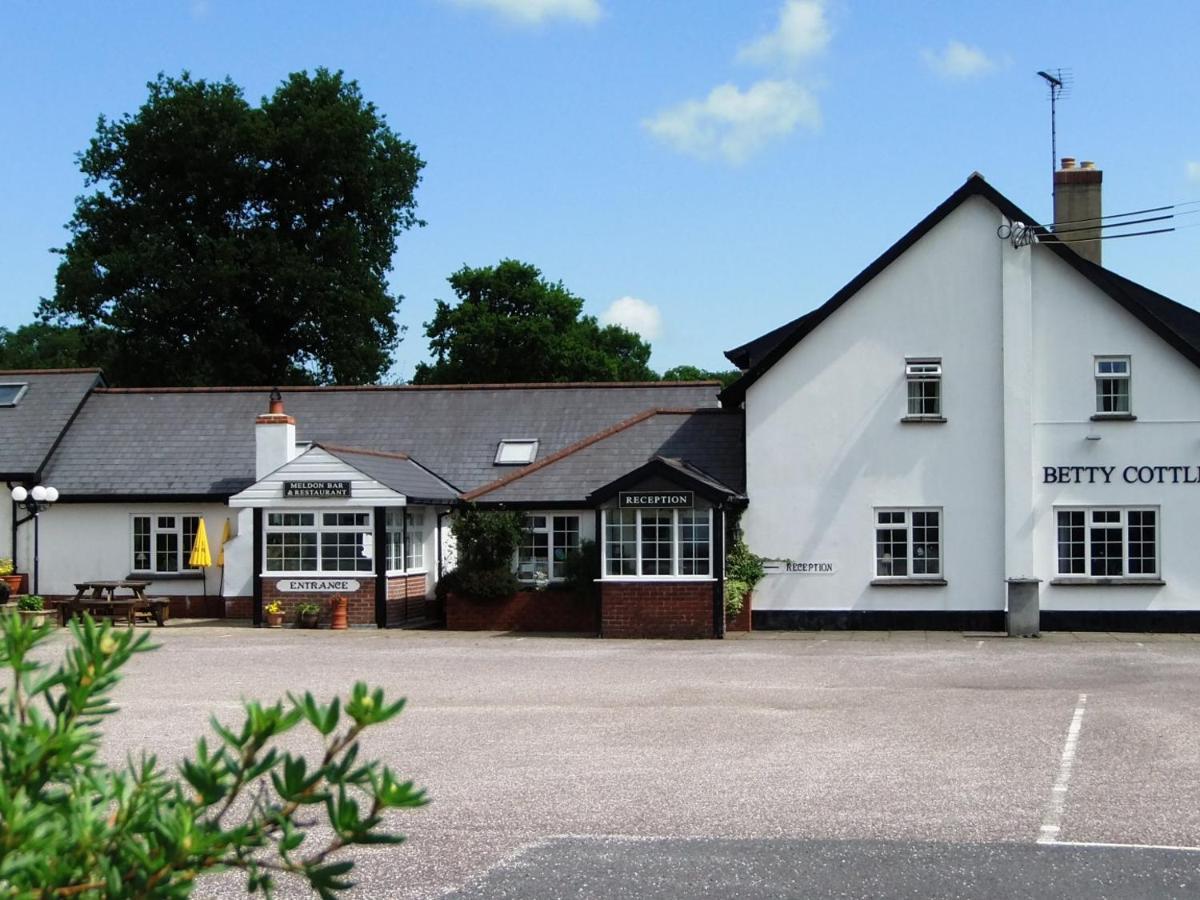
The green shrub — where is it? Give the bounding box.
[296,601,322,616]
[439,565,519,603]
[16,594,44,612]
[724,579,750,617]
[727,538,766,587]
[450,506,524,571]
[562,539,599,597]
[0,614,426,897]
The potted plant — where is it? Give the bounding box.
[296,601,321,629]
[0,558,25,596]
[264,600,285,628]
[17,595,47,627]
[329,594,349,630]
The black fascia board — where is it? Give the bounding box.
[456,499,592,511]
[55,493,234,504]
[719,173,1200,405]
[587,458,739,506]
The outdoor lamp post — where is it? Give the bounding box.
[11,484,58,595]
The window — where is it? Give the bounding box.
[905,359,942,419]
[1095,356,1131,414]
[132,514,202,574]
[265,510,373,573]
[875,508,941,578]
[1056,508,1157,578]
[517,514,580,581]
[602,508,711,578]
[0,383,28,407]
[385,508,426,572]
[494,439,539,465]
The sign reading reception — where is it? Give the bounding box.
[619,491,694,508]
[283,480,351,498]
[278,579,361,592]
[763,560,837,574]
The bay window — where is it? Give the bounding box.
[1056,508,1157,579]
[265,510,373,573]
[601,507,712,578]
[132,514,202,574]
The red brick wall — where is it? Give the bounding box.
[262,579,377,626]
[601,581,715,639]
[226,597,253,619]
[446,590,598,633]
[726,588,752,633]
[386,573,432,625]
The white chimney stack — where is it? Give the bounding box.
[255,388,297,479]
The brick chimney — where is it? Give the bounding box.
[255,388,297,479]
[1053,157,1103,266]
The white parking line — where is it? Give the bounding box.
[1037,693,1088,844]
[1045,839,1200,853]
[976,640,984,649]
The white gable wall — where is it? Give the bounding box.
[744,196,1007,612]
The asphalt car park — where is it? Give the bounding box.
[54,626,1200,897]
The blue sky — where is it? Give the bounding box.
[3,0,1199,380]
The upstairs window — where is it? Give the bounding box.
[905,360,942,419]
[495,439,539,465]
[0,383,28,407]
[1095,357,1131,415]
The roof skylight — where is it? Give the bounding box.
[494,439,539,465]
[0,383,28,407]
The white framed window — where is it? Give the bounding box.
[0,382,28,407]
[874,508,941,578]
[265,510,373,574]
[1094,356,1131,414]
[1056,507,1158,578]
[601,507,712,579]
[132,514,202,574]
[385,508,426,572]
[495,439,539,465]
[517,514,580,581]
[905,359,942,418]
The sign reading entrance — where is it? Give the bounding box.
[283,480,351,498]
[619,491,694,508]
[278,579,360,592]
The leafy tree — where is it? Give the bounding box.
[0,321,114,371]
[42,69,424,387]
[0,614,425,897]
[661,365,741,388]
[412,260,656,384]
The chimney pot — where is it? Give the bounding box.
[1080,160,1096,170]
[1060,157,1076,170]
[268,387,284,415]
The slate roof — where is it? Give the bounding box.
[318,445,460,503]
[463,409,745,505]
[721,173,1200,403]
[42,382,723,498]
[0,369,103,479]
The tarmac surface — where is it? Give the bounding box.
[44,624,1200,897]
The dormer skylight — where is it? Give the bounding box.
[0,383,28,407]
[494,439,539,465]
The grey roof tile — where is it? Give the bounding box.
[0,370,103,478]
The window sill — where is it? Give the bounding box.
[127,571,205,581]
[597,577,717,583]
[1050,577,1164,587]
[870,578,947,587]
[900,416,946,424]
[1090,413,1137,421]
[386,569,428,578]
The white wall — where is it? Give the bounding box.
[743,197,1007,612]
[1031,249,1200,611]
[31,503,237,597]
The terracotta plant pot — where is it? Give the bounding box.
[264,611,285,628]
[2,574,27,595]
[330,595,348,630]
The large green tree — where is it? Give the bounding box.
[661,364,741,388]
[0,322,113,371]
[412,260,656,384]
[42,69,423,386]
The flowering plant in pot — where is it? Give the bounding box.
[296,601,321,629]
[0,558,24,595]
[17,595,47,627]
[263,600,285,628]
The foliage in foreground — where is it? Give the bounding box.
[0,614,426,898]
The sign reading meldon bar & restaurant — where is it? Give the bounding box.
[619,491,694,508]
[283,480,351,498]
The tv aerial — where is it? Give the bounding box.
[1037,68,1072,194]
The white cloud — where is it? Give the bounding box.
[738,0,831,68]
[643,79,820,164]
[921,40,997,79]
[444,0,600,25]
[1187,161,1200,181]
[601,296,662,339]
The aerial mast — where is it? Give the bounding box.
[1036,69,1070,208]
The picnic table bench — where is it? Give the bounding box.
[59,581,170,627]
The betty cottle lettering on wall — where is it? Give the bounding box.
[283,480,352,498]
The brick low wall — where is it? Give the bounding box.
[262,578,377,626]
[446,590,598,633]
[600,581,716,639]
[387,573,436,626]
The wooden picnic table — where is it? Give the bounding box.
[60,580,170,627]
